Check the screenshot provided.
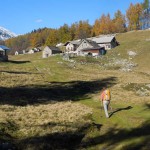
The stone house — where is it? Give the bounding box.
[0,45,10,61]
[90,35,119,50]
[81,47,106,57]
[15,51,19,55]
[42,46,62,58]
[64,40,81,52]
[28,49,35,54]
[75,39,105,56]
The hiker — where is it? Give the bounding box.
[100,87,111,118]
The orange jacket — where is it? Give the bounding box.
[100,89,111,101]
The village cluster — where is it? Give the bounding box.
[0,35,119,61]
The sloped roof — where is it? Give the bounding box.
[47,46,62,51]
[85,39,100,48]
[78,39,101,49]
[64,39,81,46]
[91,36,115,43]
[0,45,10,51]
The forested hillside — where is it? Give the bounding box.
[0,30,149,149]
[1,0,148,54]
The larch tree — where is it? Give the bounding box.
[92,19,101,36]
[99,14,113,34]
[113,10,126,33]
[75,20,92,39]
[58,24,71,43]
[126,3,143,31]
[70,23,78,40]
[45,29,58,46]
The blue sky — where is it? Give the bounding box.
[1,0,144,35]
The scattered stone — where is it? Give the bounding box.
[128,51,137,57]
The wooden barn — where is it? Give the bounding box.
[0,45,10,61]
[42,46,62,58]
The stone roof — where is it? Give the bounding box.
[64,39,81,46]
[91,36,115,43]
[48,46,62,51]
[85,39,100,48]
[0,45,10,51]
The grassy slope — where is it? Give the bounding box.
[0,30,150,150]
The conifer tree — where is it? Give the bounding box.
[45,29,58,46]
[113,10,126,33]
[142,0,149,9]
[92,19,101,36]
[126,3,143,30]
[75,20,92,39]
[58,24,71,43]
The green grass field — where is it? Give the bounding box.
[0,30,150,150]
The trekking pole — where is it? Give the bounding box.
[109,104,113,111]
[109,101,114,112]
[100,100,103,117]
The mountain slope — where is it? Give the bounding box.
[0,30,149,150]
[0,26,17,40]
[113,30,150,73]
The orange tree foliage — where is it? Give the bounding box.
[113,10,126,33]
[92,19,101,36]
[75,20,92,39]
[126,3,143,31]
[92,13,125,36]
[99,14,114,34]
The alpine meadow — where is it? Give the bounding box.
[0,30,150,150]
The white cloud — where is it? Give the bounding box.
[35,19,43,23]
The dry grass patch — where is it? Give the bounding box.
[0,101,92,138]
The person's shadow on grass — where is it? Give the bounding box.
[109,106,133,118]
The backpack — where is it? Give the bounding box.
[104,89,111,100]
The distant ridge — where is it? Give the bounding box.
[0,26,17,41]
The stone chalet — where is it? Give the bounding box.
[42,46,62,58]
[89,35,119,50]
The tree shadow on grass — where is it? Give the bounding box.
[0,70,40,75]
[3,120,149,150]
[109,106,133,118]
[7,60,30,64]
[0,121,19,150]
[145,103,150,109]
[81,120,150,150]
[0,121,88,150]
[0,77,117,106]
[0,120,102,150]
[16,122,102,150]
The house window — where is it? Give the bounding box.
[106,44,111,49]
[0,51,4,56]
[108,45,111,48]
